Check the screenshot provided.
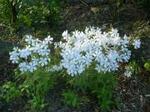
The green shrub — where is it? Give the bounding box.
[144,60,150,71]
[28,96,46,111]
[91,73,118,111]
[0,0,60,32]
[1,81,20,102]
[18,0,60,27]
[69,70,118,111]
[62,90,81,108]
[19,68,55,110]
[1,68,56,111]
[128,61,141,75]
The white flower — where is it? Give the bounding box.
[36,48,50,56]
[19,62,29,72]
[62,30,69,39]
[28,62,37,72]
[39,57,49,66]
[19,49,31,58]
[10,27,141,75]
[43,35,53,44]
[10,35,53,73]
[59,27,138,76]
[9,48,19,63]
[25,35,33,44]
[133,39,141,49]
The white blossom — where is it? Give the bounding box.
[59,27,141,76]
[133,39,141,49]
[19,62,30,72]
[39,57,49,66]
[9,47,19,63]
[62,30,69,40]
[10,27,141,75]
[9,35,53,73]
[19,49,31,58]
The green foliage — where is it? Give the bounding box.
[69,70,118,111]
[1,68,55,111]
[28,96,47,111]
[89,72,118,111]
[0,0,60,32]
[19,69,55,110]
[21,69,55,96]
[132,21,150,38]
[0,0,14,24]
[62,90,81,108]
[144,60,150,71]
[1,81,20,102]
[128,61,141,75]
[69,74,89,93]
[18,0,60,27]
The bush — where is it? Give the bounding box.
[69,71,118,111]
[1,68,55,111]
[18,0,60,27]
[62,90,81,108]
[1,81,21,102]
[0,0,60,32]
[5,27,142,111]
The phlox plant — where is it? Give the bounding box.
[10,26,141,76]
[62,90,81,108]
[58,27,141,76]
[10,35,53,73]
[7,26,142,111]
[0,68,56,111]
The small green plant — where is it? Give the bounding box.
[69,73,90,93]
[128,61,141,75]
[144,61,150,71]
[1,81,20,102]
[1,68,56,111]
[28,96,47,111]
[89,72,118,111]
[62,90,81,108]
[18,0,60,27]
[6,27,141,111]
[70,70,118,111]
[19,68,55,110]
[0,0,60,33]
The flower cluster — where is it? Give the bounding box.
[9,27,141,76]
[9,35,53,72]
[132,39,141,49]
[59,27,140,76]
